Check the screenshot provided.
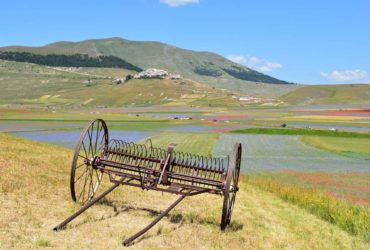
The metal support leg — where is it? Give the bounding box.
[123,195,186,246]
[53,179,123,231]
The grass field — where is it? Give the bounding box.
[250,171,370,205]
[301,136,370,155]
[231,127,370,138]
[140,132,220,156]
[248,173,370,241]
[1,133,368,249]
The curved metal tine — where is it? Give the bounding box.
[143,139,151,168]
[116,140,123,163]
[198,156,204,186]
[207,156,213,180]
[132,143,138,165]
[191,154,197,177]
[174,151,181,178]
[131,142,138,166]
[122,141,129,164]
[180,152,186,183]
[152,147,159,170]
[213,158,217,180]
[198,155,204,177]
[209,157,214,180]
[180,152,187,183]
[108,139,117,161]
[139,144,146,166]
[110,139,117,160]
[194,155,200,186]
[224,156,228,174]
[113,139,121,163]
[177,152,184,174]
[127,142,134,165]
[210,156,216,179]
[106,139,113,160]
[136,144,144,179]
[136,144,144,168]
[183,152,191,177]
[175,152,181,182]
[218,158,223,180]
[176,151,183,178]
[170,150,176,175]
[121,140,128,163]
[122,141,129,163]
[122,140,129,165]
[140,143,147,169]
[119,141,125,163]
[172,152,180,183]
[213,158,221,180]
[188,153,195,177]
[197,155,203,185]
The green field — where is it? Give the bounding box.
[302,136,370,155]
[231,127,370,138]
[142,132,220,156]
[1,133,368,249]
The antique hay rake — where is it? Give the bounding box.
[53,119,242,246]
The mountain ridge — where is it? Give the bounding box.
[0,37,295,97]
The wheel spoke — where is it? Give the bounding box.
[74,166,89,183]
[75,162,86,169]
[79,167,90,202]
[81,141,88,158]
[86,168,93,199]
[89,169,95,198]
[78,154,88,160]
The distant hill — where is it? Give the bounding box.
[0,37,296,97]
[281,84,370,105]
[0,59,249,107]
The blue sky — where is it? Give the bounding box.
[1,0,369,84]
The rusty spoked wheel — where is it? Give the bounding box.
[70,119,109,204]
[221,143,242,230]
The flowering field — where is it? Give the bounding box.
[213,134,369,172]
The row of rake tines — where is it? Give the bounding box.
[105,139,229,184]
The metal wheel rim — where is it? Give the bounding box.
[70,119,109,204]
[221,143,241,230]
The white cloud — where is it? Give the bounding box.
[160,0,199,7]
[320,69,368,82]
[227,55,282,73]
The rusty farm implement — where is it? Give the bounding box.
[53,119,242,246]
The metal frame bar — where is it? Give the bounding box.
[53,178,125,231]
[123,194,186,246]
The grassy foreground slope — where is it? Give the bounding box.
[0,133,368,249]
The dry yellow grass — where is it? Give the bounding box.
[0,133,368,249]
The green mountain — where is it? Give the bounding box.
[0,37,296,97]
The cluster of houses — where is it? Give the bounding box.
[112,68,182,84]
